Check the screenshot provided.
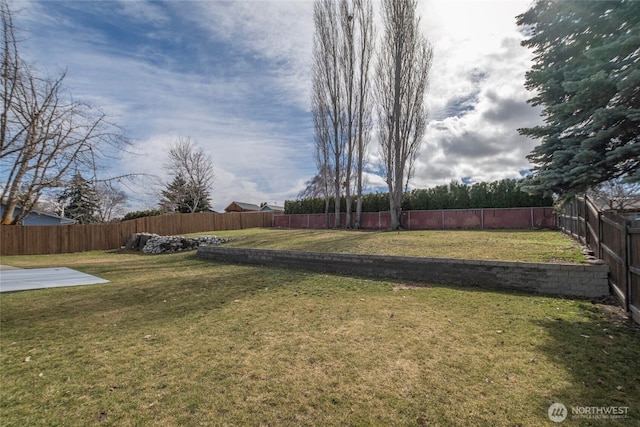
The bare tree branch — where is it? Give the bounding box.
[312,0,374,228]
[95,181,128,222]
[161,137,214,213]
[375,0,433,229]
[1,0,131,224]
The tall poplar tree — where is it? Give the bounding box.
[353,0,374,229]
[312,0,373,228]
[517,0,640,198]
[375,0,433,230]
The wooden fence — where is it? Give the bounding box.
[0,211,274,256]
[558,197,640,323]
[274,207,557,230]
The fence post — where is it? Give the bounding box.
[584,197,589,248]
[598,209,603,260]
[627,222,632,313]
[530,208,533,228]
[571,200,580,240]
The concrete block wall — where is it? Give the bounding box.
[197,246,610,299]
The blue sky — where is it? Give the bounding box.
[11,0,542,212]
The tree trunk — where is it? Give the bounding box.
[355,171,363,229]
[375,0,432,231]
[1,198,19,224]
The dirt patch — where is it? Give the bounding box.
[591,297,640,330]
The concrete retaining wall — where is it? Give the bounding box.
[197,246,610,298]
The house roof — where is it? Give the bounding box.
[0,205,77,225]
[224,201,261,212]
[260,204,284,212]
[28,210,77,225]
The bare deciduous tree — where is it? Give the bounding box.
[312,0,374,228]
[1,0,130,224]
[311,81,333,224]
[95,182,128,222]
[1,0,18,157]
[589,178,640,213]
[297,168,334,200]
[161,137,214,213]
[352,0,374,229]
[340,0,356,228]
[376,0,433,230]
[313,0,344,228]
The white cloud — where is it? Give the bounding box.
[9,0,544,213]
[183,1,315,109]
[407,0,542,188]
[113,0,170,26]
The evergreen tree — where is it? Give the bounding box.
[57,174,100,224]
[159,174,211,213]
[160,138,214,213]
[517,0,640,198]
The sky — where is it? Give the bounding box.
[10,0,543,212]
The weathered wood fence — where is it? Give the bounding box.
[274,207,557,230]
[558,196,640,323]
[0,211,274,256]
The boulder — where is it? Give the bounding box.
[124,233,232,254]
[125,233,158,251]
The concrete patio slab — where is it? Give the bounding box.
[0,267,109,293]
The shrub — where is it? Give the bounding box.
[122,209,165,221]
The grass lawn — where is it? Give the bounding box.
[1,231,638,426]
[209,228,586,263]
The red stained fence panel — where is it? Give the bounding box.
[275,207,556,231]
[403,210,443,229]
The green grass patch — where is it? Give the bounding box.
[1,250,638,426]
[209,228,585,263]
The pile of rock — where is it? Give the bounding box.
[581,245,606,265]
[125,233,232,254]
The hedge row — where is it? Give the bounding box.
[285,179,553,214]
[122,209,166,221]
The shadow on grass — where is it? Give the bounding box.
[530,305,640,424]
[0,253,309,334]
